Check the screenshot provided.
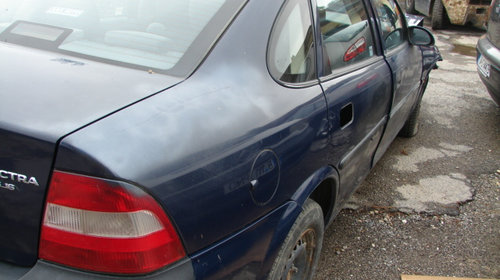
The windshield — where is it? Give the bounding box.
[0,0,244,75]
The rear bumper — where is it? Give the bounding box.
[1,259,195,280]
[0,261,30,280]
[477,36,500,106]
[1,201,300,280]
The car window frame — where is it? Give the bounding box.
[369,0,409,55]
[266,0,320,88]
[312,0,386,82]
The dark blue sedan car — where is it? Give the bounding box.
[0,0,440,279]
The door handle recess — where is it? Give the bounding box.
[340,103,353,128]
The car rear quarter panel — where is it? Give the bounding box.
[55,0,333,275]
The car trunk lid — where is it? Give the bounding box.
[0,42,182,266]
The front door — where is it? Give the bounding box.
[371,0,423,164]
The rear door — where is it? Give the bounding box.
[315,0,392,202]
[371,0,423,163]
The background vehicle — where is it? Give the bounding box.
[407,0,490,29]
[477,0,500,105]
[0,0,440,279]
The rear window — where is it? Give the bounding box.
[0,0,245,76]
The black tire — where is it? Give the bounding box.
[399,100,421,137]
[431,0,444,29]
[268,199,324,280]
[406,0,416,14]
[399,78,428,138]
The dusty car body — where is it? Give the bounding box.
[0,0,441,279]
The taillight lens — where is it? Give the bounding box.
[344,37,367,62]
[39,171,185,275]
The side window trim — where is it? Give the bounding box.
[370,0,408,52]
[314,0,379,76]
[267,0,319,87]
[318,55,384,82]
[362,0,385,56]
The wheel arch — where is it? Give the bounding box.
[259,165,339,278]
[308,172,339,226]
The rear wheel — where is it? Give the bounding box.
[268,199,324,280]
[431,0,445,29]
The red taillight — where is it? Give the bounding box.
[344,37,367,62]
[39,171,185,275]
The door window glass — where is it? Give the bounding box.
[371,0,405,50]
[268,0,316,83]
[317,0,376,74]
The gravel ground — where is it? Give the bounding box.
[316,173,499,280]
[314,23,500,280]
